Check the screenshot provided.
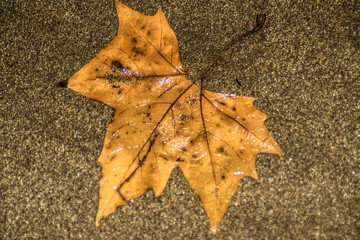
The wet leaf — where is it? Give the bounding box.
[62,2,282,233]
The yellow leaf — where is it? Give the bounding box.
[62,2,282,234]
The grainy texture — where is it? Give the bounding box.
[1,0,359,239]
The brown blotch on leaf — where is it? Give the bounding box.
[218,147,224,153]
[132,46,145,56]
[112,60,124,69]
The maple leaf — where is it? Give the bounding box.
[61,2,282,233]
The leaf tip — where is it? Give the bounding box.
[96,212,105,227]
[272,142,283,156]
[155,7,165,16]
[252,170,259,179]
[211,226,218,234]
[95,217,101,227]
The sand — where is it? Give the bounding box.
[1,0,359,239]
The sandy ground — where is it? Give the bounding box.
[1,0,359,239]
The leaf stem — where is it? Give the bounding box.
[199,14,266,85]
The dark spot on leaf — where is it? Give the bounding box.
[112,85,120,88]
[147,30,151,35]
[242,118,245,121]
[232,107,236,111]
[95,68,99,71]
[216,123,220,128]
[221,174,226,180]
[118,89,122,94]
[126,131,129,134]
[146,112,150,117]
[219,101,226,106]
[132,46,144,56]
[180,114,187,121]
[176,158,185,162]
[181,147,187,152]
[132,37,137,43]
[112,60,124,69]
[218,147,224,153]
[192,155,197,159]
